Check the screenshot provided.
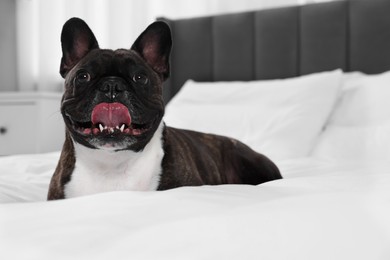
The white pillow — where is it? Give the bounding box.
[164,69,342,160]
[312,70,390,161]
[312,124,390,161]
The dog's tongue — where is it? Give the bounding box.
[91,102,131,128]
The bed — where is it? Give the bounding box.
[1,0,390,259]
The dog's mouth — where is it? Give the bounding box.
[69,102,151,136]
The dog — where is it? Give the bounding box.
[47,18,282,200]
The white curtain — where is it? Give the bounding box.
[15,0,321,92]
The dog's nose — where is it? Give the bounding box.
[99,77,125,100]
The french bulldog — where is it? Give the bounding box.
[47,18,282,200]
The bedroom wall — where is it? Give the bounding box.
[0,0,17,92]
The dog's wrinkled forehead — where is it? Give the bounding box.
[67,49,152,79]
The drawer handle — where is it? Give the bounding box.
[0,127,7,135]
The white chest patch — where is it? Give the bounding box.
[65,123,165,198]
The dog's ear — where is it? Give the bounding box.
[131,21,172,80]
[60,18,99,78]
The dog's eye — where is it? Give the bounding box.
[132,74,149,85]
[76,71,91,83]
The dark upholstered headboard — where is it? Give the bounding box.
[161,0,390,103]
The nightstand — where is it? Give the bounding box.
[0,92,65,155]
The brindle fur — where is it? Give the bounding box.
[159,127,281,190]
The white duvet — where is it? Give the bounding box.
[1,152,390,260]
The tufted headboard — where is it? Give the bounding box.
[161,0,390,103]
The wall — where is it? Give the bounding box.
[0,0,17,91]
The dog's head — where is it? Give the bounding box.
[59,18,171,152]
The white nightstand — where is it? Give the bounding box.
[0,92,65,155]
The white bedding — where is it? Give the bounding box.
[2,70,390,259]
[1,153,390,260]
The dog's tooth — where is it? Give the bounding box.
[120,124,125,132]
[99,124,104,132]
[109,127,114,134]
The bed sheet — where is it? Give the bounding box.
[1,153,390,260]
[0,152,59,203]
